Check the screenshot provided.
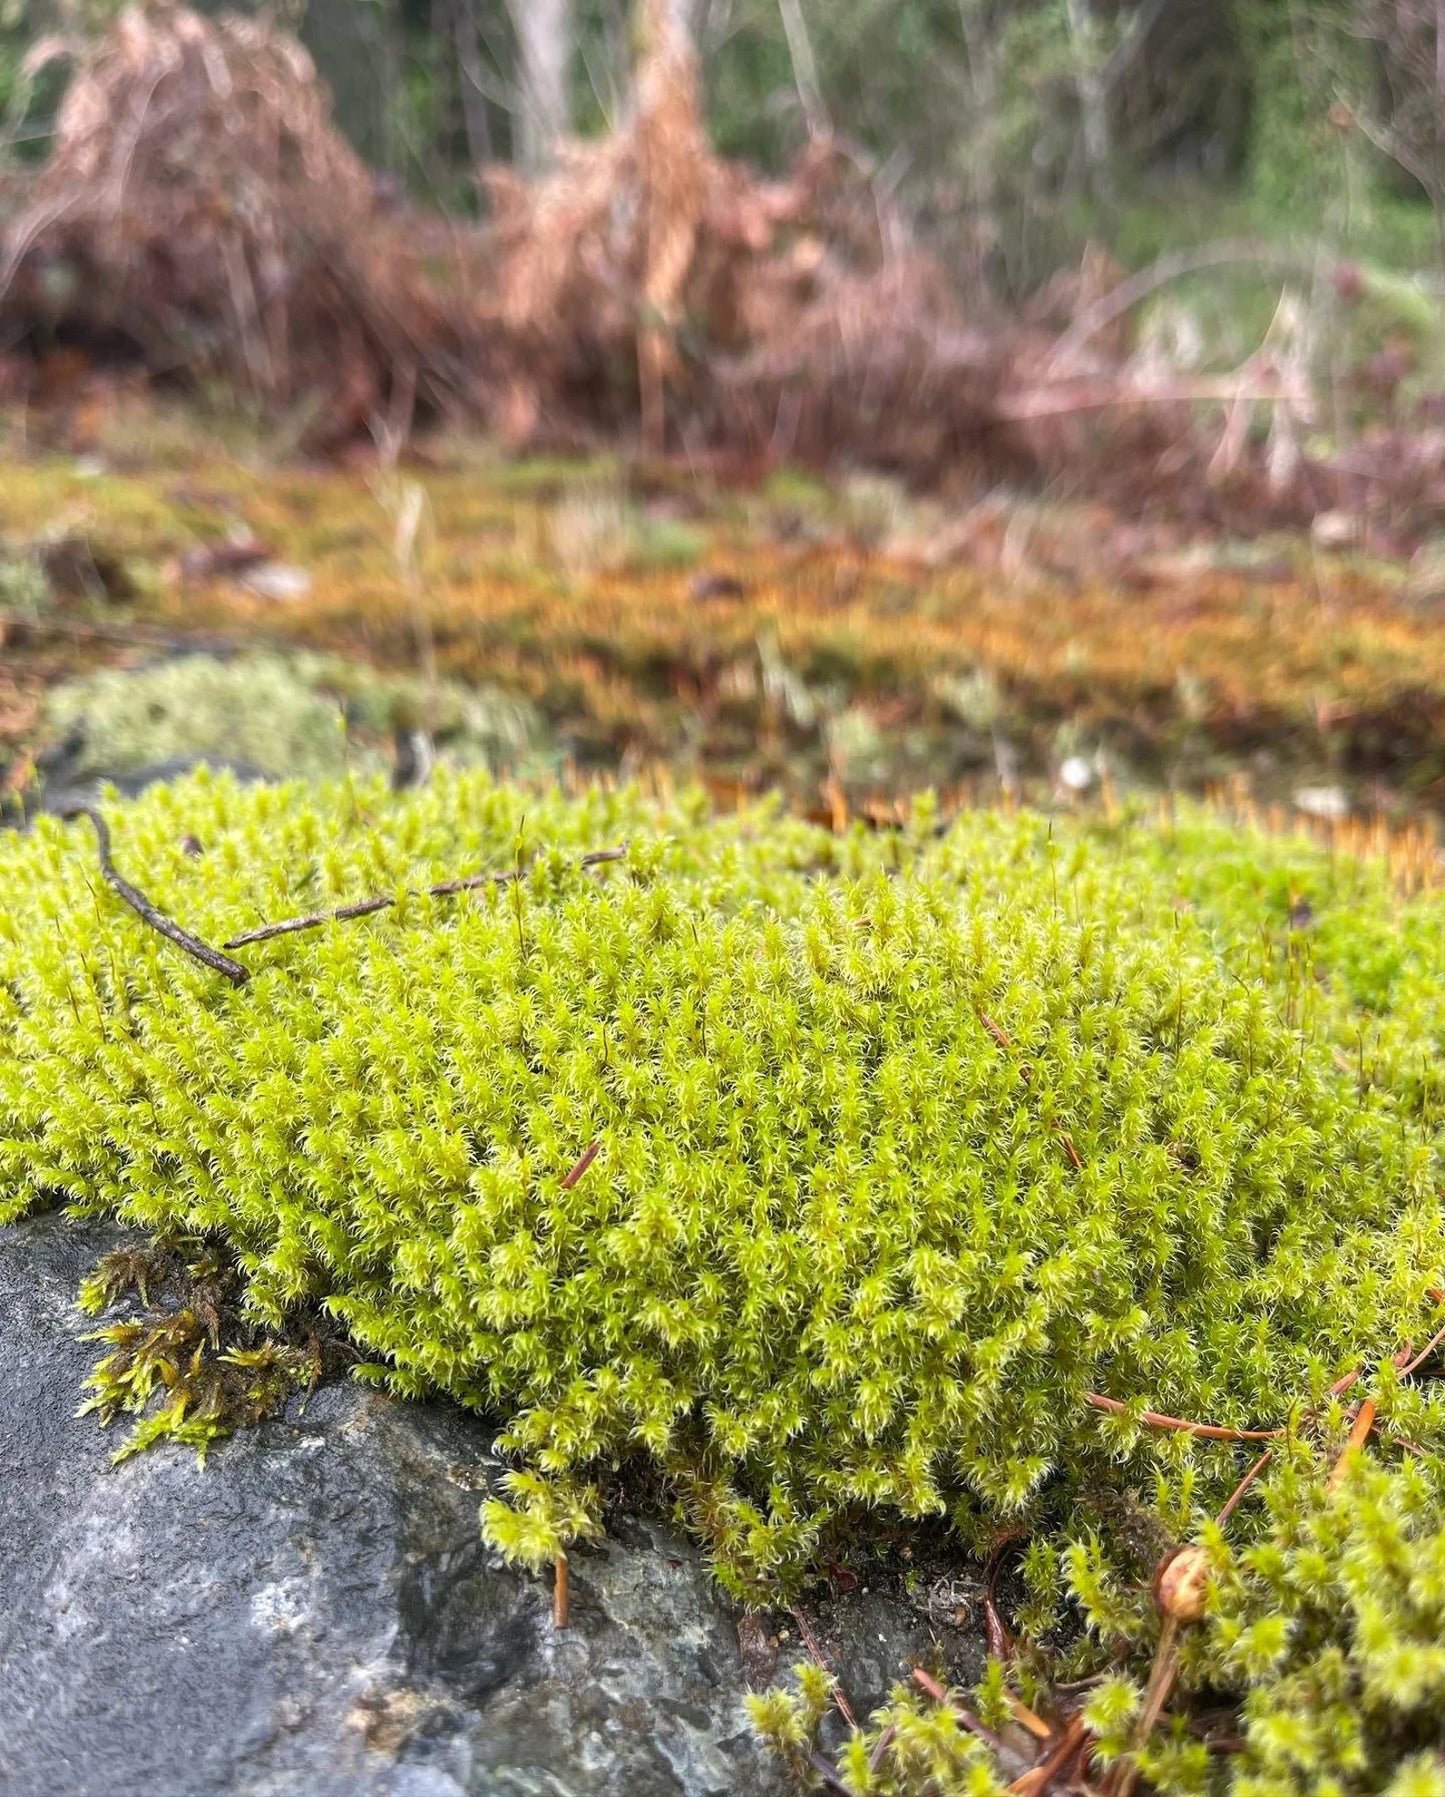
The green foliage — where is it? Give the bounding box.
[74,1235,317,1466]
[2,773,1444,1609]
[40,651,552,784]
[4,771,1445,1785]
[758,1451,1445,1796]
[1170,1453,1445,1797]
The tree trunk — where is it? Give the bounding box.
[508,0,574,170]
[663,0,698,44]
[956,0,1000,297]
[452,0,494,176]
[777,0,827,138]
[1065,0,1113,202]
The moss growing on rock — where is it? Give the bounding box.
[0,774,1440,1597]
[39,652,553,788]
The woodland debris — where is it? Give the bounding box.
[63,803,251,984]
[3,5,1445,535]
[221,843,628,948]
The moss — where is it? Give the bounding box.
[37,651,555,785]
[5,770,1445,1795]
[2,775,1443,1609]
[76,1235,323,1464]
[762,1449,1445,1795]
[7,438,1445,803]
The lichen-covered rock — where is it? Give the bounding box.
[40,651,552,785]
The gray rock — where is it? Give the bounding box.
[0,1214,981,1797]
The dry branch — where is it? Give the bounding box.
[1085,1392,1282,1443]
[222,845,628,949]
[2,5,1418,527]
[64,805,251,986]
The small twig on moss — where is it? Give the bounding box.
[983,1530,1024,1661]
[64,806,251,987]
[978,1010,1012,1049]
[223,845,630,949]
[228,895,396,947]
[1398,1318,1445,1378]
[1009,1712,1089,1797]
[790,1605,858,1729]
[1004,1692,1053,1743]
[1215,1449,1273,1527]
[910,1670,1023,1772]
[1085,1392,1282,1443]
[561,1141,602,1192]
[1328,1398,1378,1491]
[867,1722,897,1774]
[805,1750,855,1796]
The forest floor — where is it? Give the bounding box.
[4,402,1444,839]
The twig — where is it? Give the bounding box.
[63,806,251,987]
[0,605,239,654]
[1398,1319,1445,1379]
[1085,1393,1282,1443]
[1328,1398,1378,1492]
[1006,1693,1053,1743]
[791,1606,859,1729]
[983,1529,1023,1661]
[1047,237,1326,369]
[223,845,629,949]
[560,1141,601,1192]
[994,377,1309,422]
[1215,1449,1273,1528]
[910,1670,1021,1771]
[867,1723,897,1774]
[978,1011,1012,1050]
[805,1751,855,1796]
[1009,1713,1088,1797]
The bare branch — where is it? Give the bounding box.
[223,845,629,949]
[64,806,252,987]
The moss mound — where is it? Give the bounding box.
[39,651,553,787]
[2,774,1442,1623]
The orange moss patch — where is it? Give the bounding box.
[4,445,1445,803]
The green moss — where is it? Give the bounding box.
[3,774,1445,1788]
[1181,1452,1445,1796]
[76,1236,321,1466]
[39,652,554,784]
[761,1449,1445,1795]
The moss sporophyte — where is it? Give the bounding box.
[4,768,1445,1793]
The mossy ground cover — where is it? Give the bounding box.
[2,768,1445,1791]
[5,418,1445,810]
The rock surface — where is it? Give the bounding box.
[0,1213,982,1797]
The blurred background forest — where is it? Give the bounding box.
[6,0,1445,293]
[7,1,1445,826]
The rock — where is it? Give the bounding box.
[22,752,270,824]
[0,1214,982,1797]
